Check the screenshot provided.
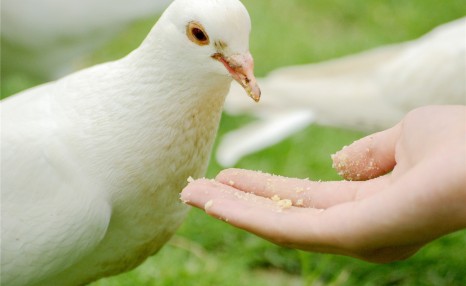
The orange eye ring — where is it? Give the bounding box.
[187,22,210,46]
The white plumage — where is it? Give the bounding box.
[217,17,466,167]
[0,0,260,285]
[1,0,173,78]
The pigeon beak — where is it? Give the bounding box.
[212,52,261,102]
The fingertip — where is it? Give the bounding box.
[331,140,382,181]
[332,126,400,181]
[216,168,265,185]
[215,168,241,182]
[180,178,216,205]
[180,184,196,204]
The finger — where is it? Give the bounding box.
[181,178,422,261]
[181,178,277,211]
[181,179,340,251]
[332,124,402,181]
[216,168,389,208]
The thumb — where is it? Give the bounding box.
[332,124,401,181]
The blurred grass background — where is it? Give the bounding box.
[2,0,465,285]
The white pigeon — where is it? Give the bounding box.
[217,17,466,167]
[1,0,173,78]
[0,0,260,285]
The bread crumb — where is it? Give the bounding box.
[228,180,235,186]
[204,200,213,210]
[271,195,281,201]
[180,198,189,204]
[187,176,195,183]
[296,199,304,206]
[277,199,292,209]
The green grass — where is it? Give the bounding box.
[2,0,465,285]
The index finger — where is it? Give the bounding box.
[216,169,389,208]
[180,178,342,252]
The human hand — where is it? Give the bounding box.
[181,105,466,263]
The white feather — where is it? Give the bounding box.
[1,0,253,285]
[217,110,315,166]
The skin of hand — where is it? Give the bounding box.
[181,105,466,263]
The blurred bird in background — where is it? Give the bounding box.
[1,0,173,79]
[217,17,466,167]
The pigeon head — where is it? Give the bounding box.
[150,0,261,102]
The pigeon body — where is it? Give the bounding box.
[217,17,466,166]
[0,0,259,285]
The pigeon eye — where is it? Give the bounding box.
[187,22,210,46]
[192,28,207,41]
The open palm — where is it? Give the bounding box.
[181,105,466,263]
